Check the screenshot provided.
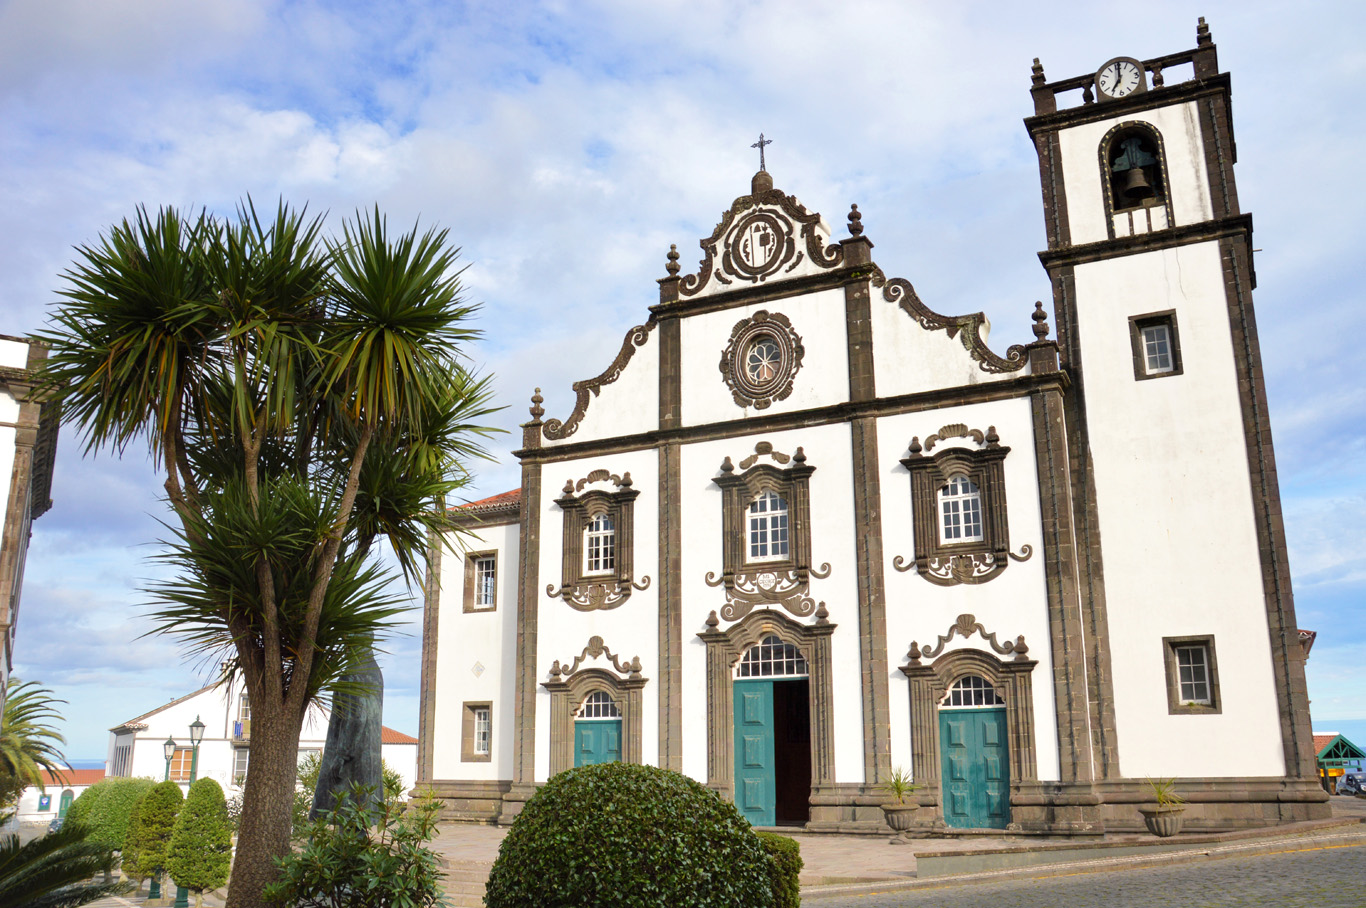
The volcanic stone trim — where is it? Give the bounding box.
[1197,92,1240,220]
[460,701,493,762]
[698,609,836,808]
[1162,634,1222,715]
[1128,309,1183,381]
[461,550,498,612]
[658,314,682,430]
[514,372,1069,465]
[849,416,891,785]
[1093,776,1328,832]
[1218,236,1321,785]
[542,319,657,442]
[0,343,50,675]
[1097,121,1177,241]
[542,667,647,775]
[500,459,542,825]
[547,475,643,611]
[1032,127,1072,249]
[1038,213,1253,269]
[657,443,683,771]
[1024,72,1233,136]
[843,269,876,402]
[422,779,511,824]
[417,527,442,783]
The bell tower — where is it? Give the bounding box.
[1025,19,1327,821]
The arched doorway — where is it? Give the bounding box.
[939,675,1009,829]
[57,789,73,818]
[733,635,812,826]
[574,691,623,767]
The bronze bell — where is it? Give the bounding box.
[1122,166,1156,200]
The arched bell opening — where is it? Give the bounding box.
[1099,121,1175,238]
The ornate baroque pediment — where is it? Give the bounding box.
[679,172,843,299]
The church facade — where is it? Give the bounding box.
[417,21,1329,833]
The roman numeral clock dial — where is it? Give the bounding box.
[1095,57,1145,100]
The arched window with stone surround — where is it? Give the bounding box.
[1100,121,1174,238]
[940,674,1005,708]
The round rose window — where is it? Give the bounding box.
[746,337,781,384]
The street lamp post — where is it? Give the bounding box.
[172,717,206,908]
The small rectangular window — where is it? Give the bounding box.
[462,701,493,762]
[1129,311,1183,381]
[1163,635,1221,714]
[169,747,193,782]
[584,514,616,574]
[463,551,499,612]
[234,748,249,783]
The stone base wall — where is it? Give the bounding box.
[423,780,510,824]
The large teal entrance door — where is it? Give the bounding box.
[574,720,622,767]
[939,707,1010,829]
[734,680,776,826]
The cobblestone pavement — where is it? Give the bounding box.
[807,840,1366,907]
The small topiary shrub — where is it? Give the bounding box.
[122,781,182,888]
[166,778,231,907]
[65,777,155,853]
[484,763,775,908]
[756,831,803,908]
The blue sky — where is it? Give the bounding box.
[1,0,1363,761]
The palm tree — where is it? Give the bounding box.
[38,200,498,908]
[0,821,129,908]
[0,680,69,811]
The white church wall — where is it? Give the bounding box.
[1058,100,1214,246]
[869,297,1019,397]
[677,422,863,784]
[1073,243,1286,778]
[540,323,660,448]
[877,398,1060,784]
[679,289,850,427]
[534,449,661,781]
[430,520,520,782]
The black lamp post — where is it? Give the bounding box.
[151,735,177,901]
[172,716,206,908]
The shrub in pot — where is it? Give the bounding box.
[1138,777,1187,837]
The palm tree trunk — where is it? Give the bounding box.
[225,700,305,908]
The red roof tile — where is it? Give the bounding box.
[1314,733,1340,755]
[40,768,104,787]
[381,726,418,745]
[454,489,520,511]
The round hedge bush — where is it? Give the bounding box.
[484,763,775,908]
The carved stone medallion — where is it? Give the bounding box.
[719,310,804,410]
[723,210,796,282]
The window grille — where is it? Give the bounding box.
[940,675,1004,708]
[584,513,615,574]
[1142,324,1174,374]
[735,635,808,678]
[1175,645,1212,704]
[747,491,790,561]
[939,475,984,543]
[473,706,492,755]
[112,744,132,778]
[576,691,622,719]
[475,555,497,606]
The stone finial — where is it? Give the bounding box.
[1151,62,1164,88]
[1196,16,1211,46]
[665,244,680,277]
[1082,78,1095,105]
[1031,57,1046,86]
[629,655,643,678]
[1031,301,1050,340]
[549,660,563,680]
[620,471,633,488]
[847,203,864,237]
[985,426,1000,447]
[908,436,922,455]
[906,641,922,665]
[529,387,545,419]
[705,610,720,629]
[752,170,774,195]
[793,446,806,464]
[720,456,734,473]
[562,479,575,496]
[815,603,830,624]
[1013,636,1030,661]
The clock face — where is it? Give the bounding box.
[1096,58,1143,99]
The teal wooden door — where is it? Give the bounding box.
[733,680,776,826]
[939,708,1010,829]
[574,720,622,767]
[57,790,73,818]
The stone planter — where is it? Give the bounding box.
[881,802,919,832]
[1138,805,1186,837]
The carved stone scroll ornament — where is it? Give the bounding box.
[546,575,651,611]
[548,635,643,680]
[892,546,1032,586]
[904,614,1031,665]
[542,320,657,440]
[877,276,1028,374]
[704,563,832,622]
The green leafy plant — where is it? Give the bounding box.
[287,753,406,839]
[122,780,182,888]
[484,762,775,908]
[879,766,920,805]
[65,777,155,853]
[0,820,130,908]
[263,783,447,908]
[755,832,802,908]
[1144,777,1187,810]
[0,679,70,812]
[167,778,232,907]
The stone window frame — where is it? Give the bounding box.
[1098,120,1176,239]
[548,473,644,611]
[1129,310,1184,381]
[1163,634,1222,715]
[463,550,498,613]
[543,667,646,776]
[899,647,1038,822]
[713,456,815,586]
[697,608,836,806]
[898,436,1017,586]
[461,701,493,762]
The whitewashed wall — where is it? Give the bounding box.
[877,398,1060,784]
[1058,100,1214,246]
[541,325,660,447]
[869,299,1019,396]
[1073,243,1286,778]
[430,521,519,781]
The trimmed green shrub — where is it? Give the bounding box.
[756,831,803,908]
[264,784,446,908]
[122,781,182,884]
[65,777,155,852]
[484,763,775,908]
[166,778,231,905]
